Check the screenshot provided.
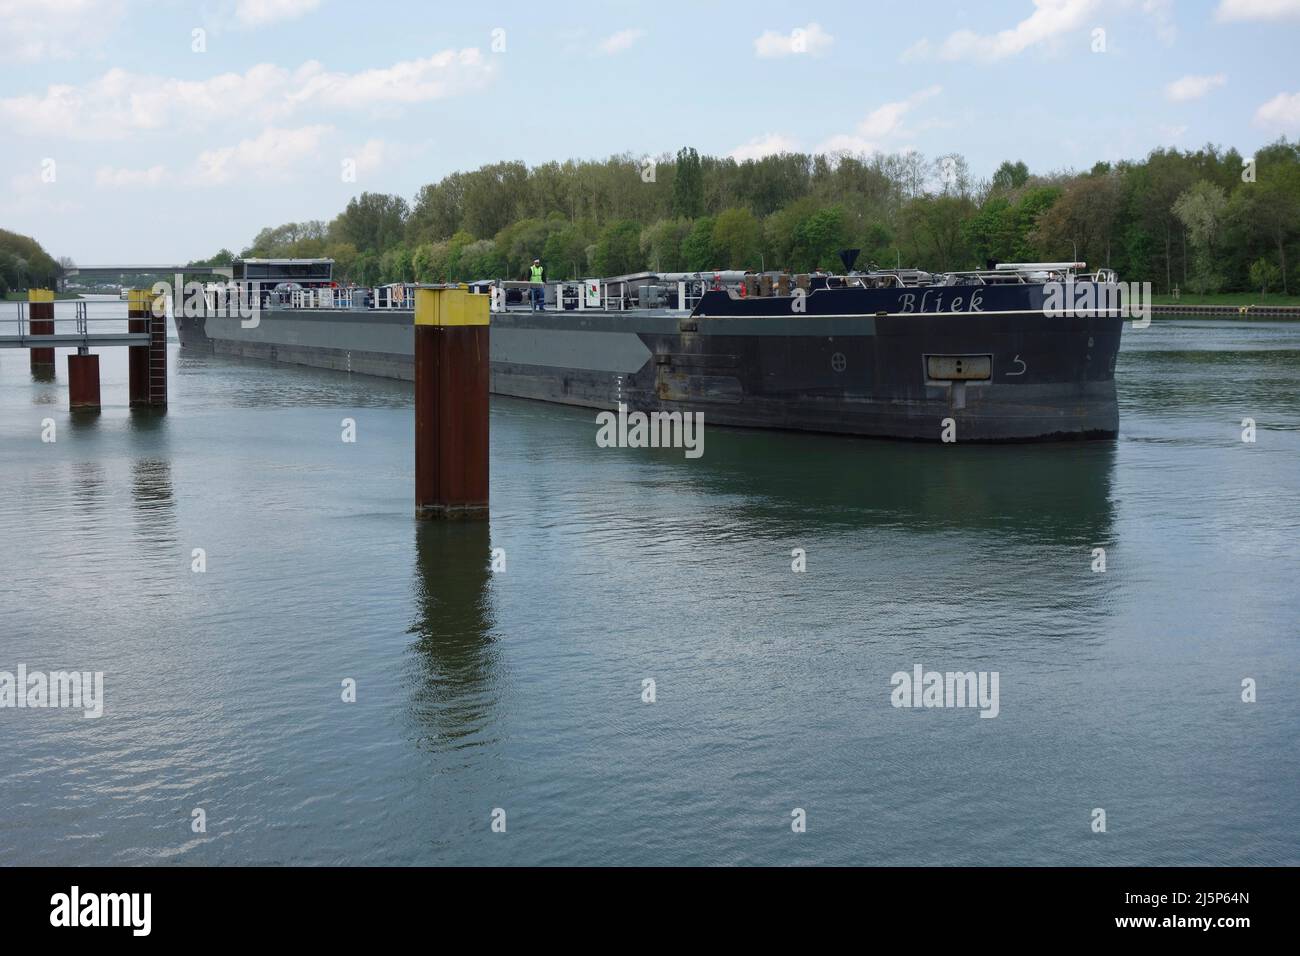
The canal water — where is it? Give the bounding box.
[1,313,1296,866]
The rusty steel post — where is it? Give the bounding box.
[414,286,489,520]
[28,288,55,371]
[67,352,101,409]
[128,288,150,405]
[127,288,166,406]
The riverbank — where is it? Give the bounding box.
[1151,303,1300,318]
[1151,292,1300,306]
[1150,292,1300,318]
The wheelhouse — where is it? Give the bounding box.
[230,258,334,288]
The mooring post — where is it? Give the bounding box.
[28,288,55,372]
[128,288,150,404]
[67,350,101,409]
[126,288,166,407]
[414,285,489,520]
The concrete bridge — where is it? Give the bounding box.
[60,264,233,291]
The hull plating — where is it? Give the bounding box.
[175,303,1121,442]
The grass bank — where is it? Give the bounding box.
[1150,292,1300,307]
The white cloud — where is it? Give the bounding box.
[733,88,942,161]
[95,165,168,188]
[290,49,494,108]
[1165,73,1227,102]
[754,22,834,58]
[859,86,941,138]
[349,137,430,179]
[1142,0,1178,44]
[1157,124,1188,140]
[192,125,333,185]
[350,138,387,175]
[0,49,495,141]
[729,133,801,161]
[598,28,645,55]
[813,87,941,155]
[904,0,1099,62]
[235,0,321,26]
[1215,0,1300,21]
[816,134,882,155]
[1254,91,1300,129]
[0,0,126,61]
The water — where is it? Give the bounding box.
[1,313,1296,866]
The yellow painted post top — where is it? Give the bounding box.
[415,286,490,327]
[126,289,153,310]
[28,289,54,303]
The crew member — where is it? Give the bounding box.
[529,258,545,311]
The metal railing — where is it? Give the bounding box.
[0,298,147,347]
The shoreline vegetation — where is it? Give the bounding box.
[193,141,1299,299]
[5,140,1299,305]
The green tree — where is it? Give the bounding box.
[407,172,467,243]
[711,207,762,269]
[1032,172,1122,266]
[542,222,591,279]
[330,193,408,252]
[1249,257,1281,295]
[457,239,507,280]
[641,218,691,272]
[1173,180,1229,293]
[991,160,1030,192]
[681,217,717,271]
[791,206,849,272]
[672,147,704,219]
[0,229,59,289]
[591,220,643,276]
[379,243,415,283]
[460,161,529,238]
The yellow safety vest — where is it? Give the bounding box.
[530,264,543,283]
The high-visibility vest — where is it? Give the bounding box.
[530,264,543,283]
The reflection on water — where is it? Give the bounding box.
[128,406,168,430]
[130,457,176,554]
[407,521,499,754]
[0,323,1296,866]
[70,460,107,518]
[667,425,1118,545]
[67,407,102,431]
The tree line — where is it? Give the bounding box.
[10,140,1298,299]
[0,229,62,297]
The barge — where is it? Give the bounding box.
[175,258,1126,442]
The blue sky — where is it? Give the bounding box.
[3,0,1299,262]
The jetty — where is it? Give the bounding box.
[0,290,166,408]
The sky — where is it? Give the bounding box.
[2,0,1299,263]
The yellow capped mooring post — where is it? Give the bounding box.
[126,288,166,407]
[414,285,490,519]
[28,288,55,372]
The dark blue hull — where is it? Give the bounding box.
[175,281,1123,442]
